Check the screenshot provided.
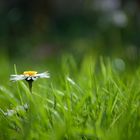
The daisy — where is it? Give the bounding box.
[10,71,50,92]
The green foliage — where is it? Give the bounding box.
[0,55,140,140]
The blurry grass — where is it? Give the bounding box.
[0,54,140,140]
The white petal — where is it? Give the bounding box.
[36,72,50,78]
[27,77,32,80]
[10,75,25,81]
[32,77,38,81]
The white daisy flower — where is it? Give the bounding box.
[10,71,50,92]
[10,71,50,82]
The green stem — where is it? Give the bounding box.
[28,81,33,93]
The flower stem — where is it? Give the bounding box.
[28,81,33,93]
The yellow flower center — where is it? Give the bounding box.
[23,71,37,76]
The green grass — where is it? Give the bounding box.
[0,54,140,140]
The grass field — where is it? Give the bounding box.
[0,54,140,140]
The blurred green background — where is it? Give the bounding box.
[0,0,140,67]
